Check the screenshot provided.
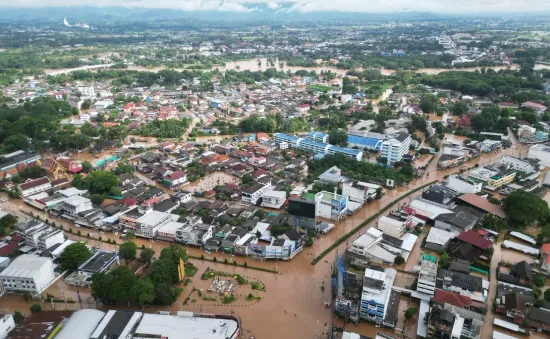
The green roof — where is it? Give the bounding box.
[421,253,437,263]
[301,193,316,202]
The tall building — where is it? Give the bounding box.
[0,255,56,294]
[359,267,397,324]
[380,132,411,164]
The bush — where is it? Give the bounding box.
[394,255,405,265]
[243,262,247,267]
[535,276,546,287]
[212,257,217,262]
[30,304,42,314]
[13,311,24,324]
[405,307,417,320]
[544,288,550,302]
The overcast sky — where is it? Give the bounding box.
[2,0,550,13]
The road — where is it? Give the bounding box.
[0,130,531,338]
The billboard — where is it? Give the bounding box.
[331,197,347,213]
[288,198,316,218]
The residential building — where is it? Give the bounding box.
[241,182,271,205]
[422,185,456,206]
[522,101,547,114]
[0,150,41,171]
[65,250,119,287]
[377,216,410,238]
[273,133,363,161]
[176,224,214,246]
[499,156,536,174]
[18,177,52,197]
[528,144,550,167]
[163,170,187,187]
[380,132,411,164]
[315,190,349,221]
[0,255,56,294]
[260,190,287,209]
[37,229,65,252]
[434,206,483,233]
[425,227,454,252]
[58,196,93,217]
[468,165,516,189]
[359,267,397,324]
[447,175,482,194]
[436,269,486,302]
[157,221,185,241]
[417,259,438,295]
[0,314,15,339]
[342,181,380,204]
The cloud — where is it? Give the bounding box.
[3,0,550,13]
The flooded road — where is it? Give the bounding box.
[0,129,532,338]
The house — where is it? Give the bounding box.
[436,269,485,302]
[260,190,287,209]
[241,182,271,205]
[509,261,534,286]
[495,292,533,321]
[434,206,483,233]
[256,133,270,143]
[456,230,492,250]
[425,227,454,252]
[377,216,410,238]
[447,175,482,194]
[522,101,547,114]
[18,177,52,197]
[163,171,187,187]
[342,181,380,205]
[296,104,310,113]
[541,243,550,273]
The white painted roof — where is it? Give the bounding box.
[0,255,51,279]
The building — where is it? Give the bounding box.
[176,223,214,246]
[0,255,56,294]
[499,156,536,174]
[417,259,438,295]
[380,132,411,164]
[66,251,119,287]
[37,229,65,252]
[522,101,547,114]
[163,170,187,187]
[342,181,380,205]
[434,206,483,233]
[327,145,364,161]
[425,227,454,252]
[58,196,93,217]
[273,133,363,161]
[260,190,287,209]
[436,269,486,302]
[241,182,271,205]
[468,165,516,190]
[136,211,172,238]
[447,175,482,194]
[6,311,73,339]
[0,151,41,172]
[359,267,397,324]
[315,190,348,221]
[528,144,550,167]
[0,314,15,339]
[18,177,52,197]
[347,135,384,151]
[55,309,106,339]
[306,131,329,143]
[377,216,410,238]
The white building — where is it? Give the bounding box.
[377,216,409,238]
[60,196,93,217]
[0,314,15,339]
[315,191,349,221]
[77,86,95,99]
[0,255,56,294]
[359,268,397,323]
[380,132,411,164]
[157,221,185,241]
[447,175,482,194]
[499,155,536,174]
[417,259,438,295]
[260,190,287,209]
[37,229,65,252]
[342,181,379,204]
[528,144,550,167]
[18,177,52,197]
[136,211,172,238]
[94,100,114,110]
[241,182,272,205]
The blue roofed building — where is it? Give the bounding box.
[327,145,364,161]
[274,133,301,148]
[297,139,331,154]
[347,135,384,151]
[306,131,329,143]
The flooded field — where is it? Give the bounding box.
[184,171,238,193]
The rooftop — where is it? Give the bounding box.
[133,313,239,339]
[78,251,118,273]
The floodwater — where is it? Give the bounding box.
[184,171,238,192]
[43,57,550,77]
[0,128,535,338]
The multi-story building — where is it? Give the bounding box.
[528,144,550,167]
[417,259,438,295]
[176,224,214,246]
[260,190,287,209]
[58,196,93,217]
[377,216,410,239]
[499,155,536,174]
[342,181,380,204]
[359,267,397,324]
[447,175,482,194]
[326,145,364,161]
[0,255,56,294]
[347,135,384,151]
[18,177,52,197]
[380,132,411,164]
[273,133,364,161]
[468,165,516,190]
[298,139,330,154]
[37,229,65,252]
[163,170,187,187]
[0,314,15,339]
[0,150,41,172]
[241,182,272,205]
[136,211,172,238]
[306,131,329,143]
[315,190,349,221]
[274,133,300,148]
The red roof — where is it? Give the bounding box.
[18,177,51,191]
[434,289,472,308]
[124,103,135,110]
[252,169,269,178]
[166,171,185,180]
[120,197,137,206]
[457,230,492,249]
[541,243,550,255]
[477,229,488,236]
[523,101,547,110]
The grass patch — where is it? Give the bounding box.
[185,265,198,277]
[200,268,248,284]
[251,281,266,291]
[203,296,217,301]
[307,84,332,92]
[191,299,196,303]
[222,294,237,304]
[183,278,192,286]
[246,293,262,301]
[311,180,438,264]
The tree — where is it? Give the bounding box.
[503,191,550,227]
[3,134,30,152]
[89,194,105,206]
[535,276,546,287]
[394,255,405,265]
[405,308,417,320]
[451,101,469,116]
[241,173,254,187]
[91,266,138,304]
[420,95,439,113]
[82,161,93,173]
[254,209,266,220]
[80,99,92,110]
[438,250,450,269]
[119,241,138,260]
[153,282,180,305]
[13,311,24,324]
[545,288,550,302]
[139,248,155,263]
[328,129,348,146]
[59,242,91,270]
[81,171,119,195]
[115,162,134,174]
[132,278,155,306]
[30,304,42,314]
[480,214,508,232]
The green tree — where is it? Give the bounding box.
[153,283,181,305]
[82,161,93,173]
[438,250,450,269]
[91,266,138,305]
[254,209,266,220]
[535,276,546,287]
[115,162,135,174]
[16,166,47,180]
[3,134,30,152]
[394,255,405,265]
[13,311,24,324]
[132,278,155,306]
[420,95,439,113]
[119,241,138,260]
[89,194,105,206]
[545,288,550,302]
[59,242,91,270]
[328,129,348,146]
[503,191,550,227]
[82,171,119,195]
[480,214,508,232]
[30,304,42,314]
[405,308,417,320]
[80,99,92,110]
[451,101,469,116]
[139,248,155,263]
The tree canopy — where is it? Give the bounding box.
[73,171,119,196]
[503,191,550,227]
[59,242,91,271]
[119,241,138,260]
[239,113,308,133]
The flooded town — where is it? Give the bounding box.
[2,6,550,339]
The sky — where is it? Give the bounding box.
[2,0,550,13]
